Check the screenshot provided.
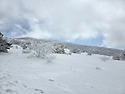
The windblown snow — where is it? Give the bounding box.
[0,45,125,94]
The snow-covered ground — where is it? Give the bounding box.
[0,46,125,94]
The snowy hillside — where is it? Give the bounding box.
[7,37,123,57]
[0,45,125,94]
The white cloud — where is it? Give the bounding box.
[103,21,125,48]
[22,24,52,39]
[0,0,125,48]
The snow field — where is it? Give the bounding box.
[0,45,125,94]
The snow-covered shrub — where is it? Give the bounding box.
[112,51,125,61]
[87,52,92,55]
[120,51,125,60]
[22,49,31,54]
[0,32,12,53]
[64,48,71,55]
[11,39,21,45]
[72,49,81,54]
[15,45,18,49]
[112,55,120,60]
[53,44,65,54]
[22,44,28,49]
[22,44,31,54]
[30,41,55,62]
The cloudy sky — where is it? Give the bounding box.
[0,0,125,49]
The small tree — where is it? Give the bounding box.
[53,43,65,54]
[112,51,125,61]
[112,55,119,60]
[30,41,55,63]
[71,49,81,54]
[120,50,125,60]
[0,32,12,53]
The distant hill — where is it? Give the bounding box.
[6,37,123,56]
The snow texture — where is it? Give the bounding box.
[0,45,125,94]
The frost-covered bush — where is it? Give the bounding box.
[87,53,92,55]
[30,41,55,63]
[0,32,12,53]
[22,44,28,49]
[120,51,125,60]
[11,39,21,45]
[112,55,120,60]
[71,49,81,54]
[53,44,65,54]
[22,49,31,54]
[87,51,92,55]
[22,44,31,54]
[64,48,71,55]
[112,51,125,61]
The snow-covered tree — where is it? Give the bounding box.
[0,32,12,52]
[112,50,125,61]
[71,48,81,54]
[112,55,120,60]
[64,48,71,55]
[53,43,65,54]
[120,50,125,60]
[30,41,55,63]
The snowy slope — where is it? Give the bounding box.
[7,37,123,56]
[0,45,125,94]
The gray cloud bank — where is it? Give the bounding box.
[0,0,125,48]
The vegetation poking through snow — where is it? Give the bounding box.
[0,32,12,53]
[53,43,65,54]
[120,50,125,60]
[5,37,125,61]
[112,50,125,60]
[29,41,56,63]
